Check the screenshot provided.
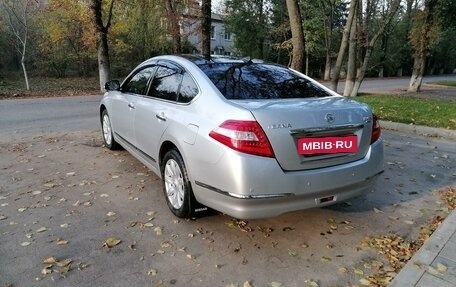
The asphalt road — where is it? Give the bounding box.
[1,129,455,287]
[0,95,102,141]
[323,74,456,94]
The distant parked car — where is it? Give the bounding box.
[99,55,384,219]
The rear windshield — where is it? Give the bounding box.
[198,63,331,100]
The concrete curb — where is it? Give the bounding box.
[390,210,456,287]
[380,120,456,140]
[423,83,456,89]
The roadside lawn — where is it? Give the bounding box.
[0,76,100,98]
[356,94,456,130]
[428,80,456,87]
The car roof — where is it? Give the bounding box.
[136,54,279,74]
[177,54,265,65]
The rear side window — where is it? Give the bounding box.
[199,63,330,100]
[149,66,182,101]
[178,73,199,103]
[123,67,155,95]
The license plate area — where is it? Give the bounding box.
[298,135,358,155]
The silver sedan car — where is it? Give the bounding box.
[100,55,384,219]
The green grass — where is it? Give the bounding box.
[356,94,456,130]
[428,81,456,87]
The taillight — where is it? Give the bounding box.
[209,120,275,157]
[371,115,381,143]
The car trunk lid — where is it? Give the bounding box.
[233,97,374,171]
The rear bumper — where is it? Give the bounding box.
[191,139,384,219]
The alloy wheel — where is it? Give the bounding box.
[164,159,185,209]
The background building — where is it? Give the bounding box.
[182,12,234,55]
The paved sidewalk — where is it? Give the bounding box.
[391,210,456,287]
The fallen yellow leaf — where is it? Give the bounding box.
[437,263,447,272]
[56,258,72,267]
[153,279,163,286]
[354,269,364,275]
[42,257,57,264]
[154,227,163,236]
[103,237,121,248]
[56,239,69,245]
[41,265,52,275]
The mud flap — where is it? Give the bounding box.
[189,191,216,218]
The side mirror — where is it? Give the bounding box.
[105,80,120,91]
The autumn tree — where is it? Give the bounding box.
[164,0,182,54]
[225,0,268,58]
[347,0,401,97]
[36,0,96,77]
[1,0,41,90]
[286,0,305,72]
[268,0,291,65]
[319,0,346,80]
[112,0,168,69]
[429,0,456,75]
[329,0,357,92]
[408,0,439,92]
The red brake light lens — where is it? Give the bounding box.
[371,115,381,143]
[209,120,275,157]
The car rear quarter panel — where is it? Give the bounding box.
[155,64,257,182]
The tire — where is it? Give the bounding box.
[101,109,121,150]
[161,149,196,218]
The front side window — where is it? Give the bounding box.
[148,66,182,101]
[198,63,331,100]
[122,67,155,95]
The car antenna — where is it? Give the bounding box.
[205,55,214,68]
[241,56,253,65]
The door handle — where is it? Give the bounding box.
[156,113,167,121]
[128,103,135,109]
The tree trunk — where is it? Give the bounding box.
[305,50,309,75]
[343,11,357,97]
[258,0,265,59]
[324,52,331,80]
[201,0,211,59]
[322,0,333,81]
[2,0,33,90]
[330,0,358,92]
[91,0,115,91]
[286,0,305,72]
[164,0,181,54]
[97,31,111,91]
[350,47,373,97]
[21,41,30,90]
[350,0,401,97]
[378,6,389,78]
[408,55,425,92]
